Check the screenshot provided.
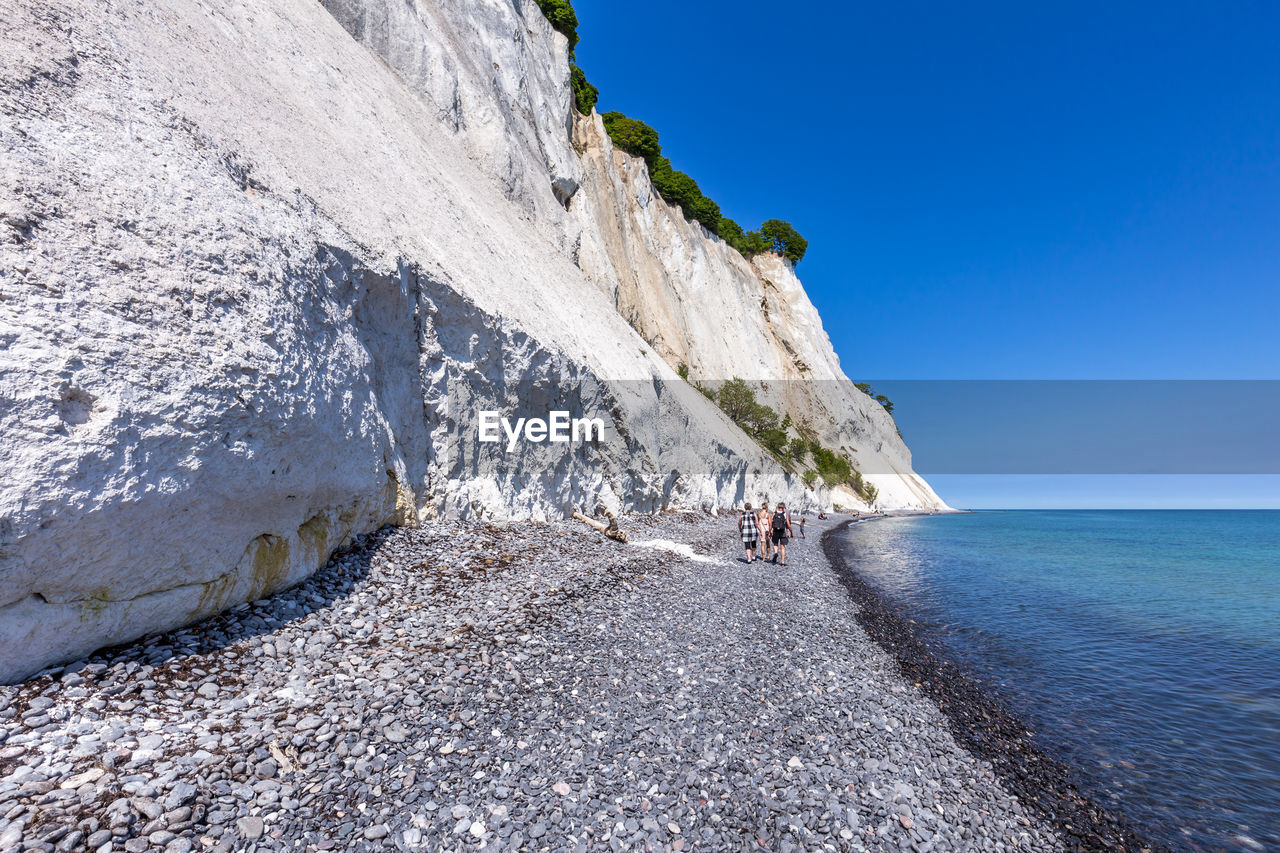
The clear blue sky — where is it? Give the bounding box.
[575,1,1280,507]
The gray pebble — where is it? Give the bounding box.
[235,816,264,840]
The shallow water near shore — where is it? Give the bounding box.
[837,510,1280,852]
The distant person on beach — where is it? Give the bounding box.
[757,504,772,561]
[770,502,793,565]
[797,513,806,539]
[738,502,761,562]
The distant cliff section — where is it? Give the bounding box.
[0,0,948,681]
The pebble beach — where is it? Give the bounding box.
[2,514,1078,852]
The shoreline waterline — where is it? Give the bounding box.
[2,512,1066,851]
[821,517,1169,853]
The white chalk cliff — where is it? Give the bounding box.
[0,0,948,681]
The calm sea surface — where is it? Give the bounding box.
[836,510,1280,852]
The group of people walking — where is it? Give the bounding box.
[737,502,805,565]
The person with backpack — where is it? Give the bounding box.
[769,502,794,565]
[738,502,762,562]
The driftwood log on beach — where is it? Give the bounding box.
[572,509,628,542]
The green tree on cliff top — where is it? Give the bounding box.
[760,219,809,264]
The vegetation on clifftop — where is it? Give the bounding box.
[601,112,724,234]
[538,0,808,264]
[599,111,808,262]
[534,0,579,51]
[569,65,598,115]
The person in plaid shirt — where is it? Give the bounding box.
[738,502,762,562]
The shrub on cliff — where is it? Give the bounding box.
[600,114,809,254]
[570,64,597,114]
[687,195,722,234]
[719,217,746,250]
[601,112,661,164]
[715,378,762,428]
[807,442,878,502]
[538,3,810,264]
[649,157,720,233]
[713,380,878,494]
[535,0,579,51]
[742,230,772,257]
[855,383,895,415]
[760,219,809,264]
[649,157,694,203]
[715,379,796,457]
[601,114,722,234]
[810,444,852,488]
[758,426,789,456]
[718,218,774,259]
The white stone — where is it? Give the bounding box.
[60,767,105,789]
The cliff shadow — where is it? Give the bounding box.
[2,528,390,701]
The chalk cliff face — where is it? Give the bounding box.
[568,115,945,510]
[0,0,946,681]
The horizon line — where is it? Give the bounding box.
[957,502,1274,507]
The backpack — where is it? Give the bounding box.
[772,510,787,532]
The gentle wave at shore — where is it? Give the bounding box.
[837,510,1280,852]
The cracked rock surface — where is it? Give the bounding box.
[0,515,1057,851]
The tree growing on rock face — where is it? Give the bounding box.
[714,378,798,459]
[743,230,771,257]
[649,157,693,201]
[649,158,721,234]
[809,442,856,488]
[570,64,597,114]
[715,378,760,427]
[855,383,895,415]
[760,219,808,264]
[718,218,774,258]
[718,217,746,250]
[687,194,722,234]
[535,0,580,51]
[601,112,661,164]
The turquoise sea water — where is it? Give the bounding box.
[837,510,1280,852]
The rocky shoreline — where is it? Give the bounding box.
[823,518,1167,853]
[4,514,1061,852]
